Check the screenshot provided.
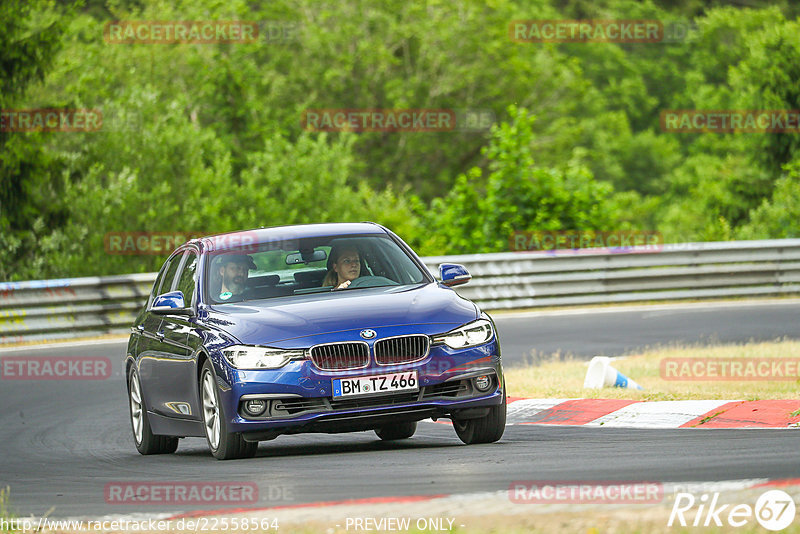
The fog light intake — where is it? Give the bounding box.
[474,375,493,392]
[243,399,267,416]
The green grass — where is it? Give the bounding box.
[0,487,14,532]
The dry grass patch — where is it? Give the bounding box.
[505,339,800,400]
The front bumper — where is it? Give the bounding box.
[240,387,504,441]
[213,342,504,438]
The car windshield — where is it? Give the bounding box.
[204,233,428,304]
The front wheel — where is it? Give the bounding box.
[200,360,257,460]
[128,368,178,455]
[375,421,417,441]
[453,392,506,445]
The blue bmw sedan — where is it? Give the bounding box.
[126,223,505,459]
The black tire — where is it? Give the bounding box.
[200,360,257,460]
[453,392,506,445]
[128,368,179,455]
[375,421,417,441]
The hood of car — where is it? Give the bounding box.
[200,283,478,346]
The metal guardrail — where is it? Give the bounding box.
[2,239,800,344]
[0,274,156,344]
[425,239,800,309]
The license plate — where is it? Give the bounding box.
[332,371,418,398]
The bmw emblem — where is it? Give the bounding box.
[360,329,377,339]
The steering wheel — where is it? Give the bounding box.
[346,276,398,288]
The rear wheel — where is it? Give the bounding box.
[375,421,417,441]
[201,360,257,460]
[128,368,178,455]
[453,392,506,445]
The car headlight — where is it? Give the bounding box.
[221,345,307,369]
[432,318,494,349]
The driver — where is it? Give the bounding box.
[216,254,257,301]
[322,246,362,290]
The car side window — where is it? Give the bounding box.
[158,253,183,296]
[147,263,170,309]
[176,251,198,305]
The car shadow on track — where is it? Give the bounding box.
[172,435,465,460]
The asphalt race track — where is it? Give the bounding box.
[497,299,800,364]
[1,300,799,518]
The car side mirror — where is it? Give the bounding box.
[439,263,471,287]
[151,290,193,315]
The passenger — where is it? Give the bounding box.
[216,254,257,301]
[323,246,363,290]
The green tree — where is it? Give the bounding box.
[738,159,800,239]
[0,0,70,280]
[420,106,624,254]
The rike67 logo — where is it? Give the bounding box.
[669,489,796,531]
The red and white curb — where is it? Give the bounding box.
[499,398,800,428]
